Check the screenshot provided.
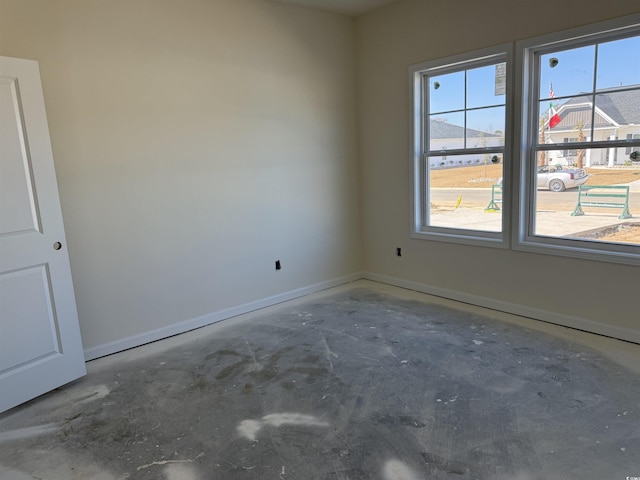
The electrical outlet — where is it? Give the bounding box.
[396,247,402,257]
[275,260,281,270]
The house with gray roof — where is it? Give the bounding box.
[429,118,502,169]
[546,86,640,166]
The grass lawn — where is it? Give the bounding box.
[430,164,640,188]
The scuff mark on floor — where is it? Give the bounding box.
[136,452,204,471]
[321,335,338,372]
[74,384,111,404]
[244,341,263,373]
[237,413,329,441]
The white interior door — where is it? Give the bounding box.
[0,56,85,413]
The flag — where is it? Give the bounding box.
[549,103,561,128]
[548,82,561,128]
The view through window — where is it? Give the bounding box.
[526,30,640,252]
[411,15,639,262]
[412,48,509,243]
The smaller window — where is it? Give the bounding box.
[410,45,511,247]
[562,137,578,158]
[626,134,640,155]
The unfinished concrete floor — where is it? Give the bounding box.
[1,281,639,480]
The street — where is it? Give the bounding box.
[431,187,640,214]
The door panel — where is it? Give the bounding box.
[0,76,41,235]
[0,266,61,371]
[0,56,85,413]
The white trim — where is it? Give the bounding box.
[363,272,640,345]
[552,102,620,130]
[410,229,508,249]
[409,43,512,247]
[514,13,640,265]
[589,105,618,129]
[85,270,640,361]
[83,272,363,361]
[519,13,640,52]
[514,238,640,266]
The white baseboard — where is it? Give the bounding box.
[363,271,640,345]
[83,272,363,361]
[84,270,639,361]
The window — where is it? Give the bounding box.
[627,134,640,155]
[410,45,511,246]
[562,137,578,158]
[410,14,639,264]
[516,15,640,264]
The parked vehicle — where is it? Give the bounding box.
[497,165,589,192]
[537,165,589,192]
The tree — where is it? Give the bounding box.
[576,120,585,169]
[538,118,547,166]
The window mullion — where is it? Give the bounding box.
[422,153,428,228]
[534,139,640,151]
[589,44,599,140]
[429,147,505,157]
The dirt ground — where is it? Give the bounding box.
[598,224,640,243]
[430,164,640,188]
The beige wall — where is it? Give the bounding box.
[356,1,640,340]
[1,0,638,355]
[0,0,361,352]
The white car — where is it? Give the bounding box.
[536,165,589,192]
[497,166,590,192]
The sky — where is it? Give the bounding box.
[539,35,640,100]
[427,34,640,136]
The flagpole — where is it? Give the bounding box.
[547,81,552,165]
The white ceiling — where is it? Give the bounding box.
[270,0,404,16]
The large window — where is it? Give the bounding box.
[516,15,640,264]
[410,46,511,246]
[411,14,640,263]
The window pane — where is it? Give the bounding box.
[596,35,640,90]
[413,47,509,241]
[532,148,639,246]
[539,45,595,99]
[536,99,591,146]
[429,71,464,114]
[429,112,465,151]
[467,63,506,108]
[562,137,578,158]
[428,154,503,232]
[466,106,505,146]
[595,90,640,141]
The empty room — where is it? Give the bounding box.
[1,0,639,478]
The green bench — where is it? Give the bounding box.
[571,185,632,219]
[485,184,502,212]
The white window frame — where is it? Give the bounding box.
[514,14,640,265]
[409,44,512,248]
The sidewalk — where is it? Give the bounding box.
[627,179,640,192]
[431,207,637,237]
